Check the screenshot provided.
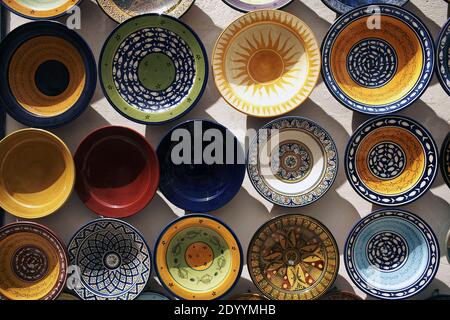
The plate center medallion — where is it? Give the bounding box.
[248,49,284,84]
[12,246,49,282]
[271,141,313,183]
[34,60,70,97]
[366,231,409,272]
[185,242,214,271]
[138,52,176,91]
[367,142,406,180]
[103,251,122,270]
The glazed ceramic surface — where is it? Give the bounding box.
[68,219,151,300]
[155,215,242,300]
[437,18,450,95]
[345,209,439,300]
[75,126,159,218]
[247,117,338,207]
[213,10,320,117]
[222,0,293,12]
[321,0,408,14]
[0,129,74,219]
[137,291,170,300]
[1,0,81,19]
[345,116,438,206]
[97,0,194,23]
[0,222,67,300]
[322,5,434,115]
[100,14,207,125]
[442,133,450,188]
[0,21,96,128]
[157,120,245,212]
[320,291,362,300]
[248,214,339,300]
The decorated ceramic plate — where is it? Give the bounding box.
[155,215,243,300]
[75,126,160,218]
[1,0,82,19]
[0,222,68,300]
[0,21,96,128]
[0,129,75,219]
[345,209,439,300]
[442,133,450,188]
[320,291,362,300]
[157,120,245,212]
[248,214,339,300]
[68,219,151,300]
[322,5,434,115]
[247,117,338,207]
[222,0,293,12]
[100,14,208,125]
[230,293,268,300]
[213,10,320,117]
[321,0,408,15]
[97,0,194,23]
[345,116,438,206]
[137,291,170,300]
[436,18,450,95]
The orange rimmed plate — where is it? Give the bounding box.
[212,10,320,117]
[0,129,75,218]
[1,0,81,19]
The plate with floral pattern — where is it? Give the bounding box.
[437,18,450,95]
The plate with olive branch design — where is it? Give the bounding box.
[248,214,339,300]
[436,18,450,95]
[155,215,242,300]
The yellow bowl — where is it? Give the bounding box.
[0,129,75,218]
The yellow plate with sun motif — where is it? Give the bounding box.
[155,215,243,300]
[212,10,320,117]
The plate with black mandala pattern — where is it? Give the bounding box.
[345,116,438,206]
[68,219,151,300]
[345,209,439,300]
[247,117,338,207]
[437,18,450,95]
[322,5,434,115]
[99,14,207,125]
[442,133,450,188]
[321,0,408,15]
[155,215,243,300]
[248,214,339,300]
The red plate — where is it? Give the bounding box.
[75,126,159,218]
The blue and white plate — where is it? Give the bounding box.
[68,219,151,300]
[437,18,450,96]
[321,0,408,14]
[345,209,439,300]
[442,133,450,189]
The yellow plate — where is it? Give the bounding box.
[213,10,320,117]
[1,0,80,19]
[0,129,75,218]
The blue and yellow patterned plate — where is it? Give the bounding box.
[68,219,151,300]
[437,18,450,95]
[345,209,439,300]
[321,0,408,14]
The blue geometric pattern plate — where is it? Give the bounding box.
[345,209,439,300]
[68,219,151,300]
[437,18,450,96]
[321,0,408,14]
[442,133,450,189]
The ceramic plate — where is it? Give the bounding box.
[222,0,293,12]
[345,209,439,300]
[247,117,338,207]
[437,19,450,95]
[321,0,408,14]
[213,10,320,117]
[248,214,339,300]
[320,291,362,300]
[155,215,243,300]
[346,116,438,206]
[100,14,207,125]
[157,120,245,212]
[442,133,450,188]
[0,222,68,300]
[0,21,96,128]
[75,126,159,218]
[97,0,194,23]
[0,129,74,219]
[137,291,170,300]
[1,0,82,19]
[322,5,434,115]
[68,219,151,300]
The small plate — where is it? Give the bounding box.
[345,116,438,206]
[345,209,439,300]
[322,5,434,115]
[248,214,339,300]
[320,291,362,300]
[321,0,408,15]
[442,133,450,188]
[68,219,151,300]
[213,10,320,117]
[0,222,68,300]
[155,214,243,300]
[0,129,74,219]
[437,18,450,95]
[137,291,170,300]
[247,117,338,207]
[97,0,195,23]
[1,0,82,19]
[75,126,160,218]
[100,14,208,125]
[157,120,245,212]
[222,0,294,12]
[0,21,97,128]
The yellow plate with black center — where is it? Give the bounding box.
[1,0,81,19]
[155,215,243,300]
[212,9,320,117]
[0,222,68,300]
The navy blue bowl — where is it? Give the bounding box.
[0,21,97,128]
[157,120,246,212]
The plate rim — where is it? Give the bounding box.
[0,0,83,20]
[436,18,450,96]
[320,0,409,15]
[441,132,450,188]
[221,0,294,13]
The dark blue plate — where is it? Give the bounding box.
[157,120,245,212]
[321,0,408,14]
[0,21,96,128]
[437,18,450,96]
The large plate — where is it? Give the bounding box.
[437,18,450,95]
[222,0,294,12]
[321,0,408,15]
[1,0,82,19]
